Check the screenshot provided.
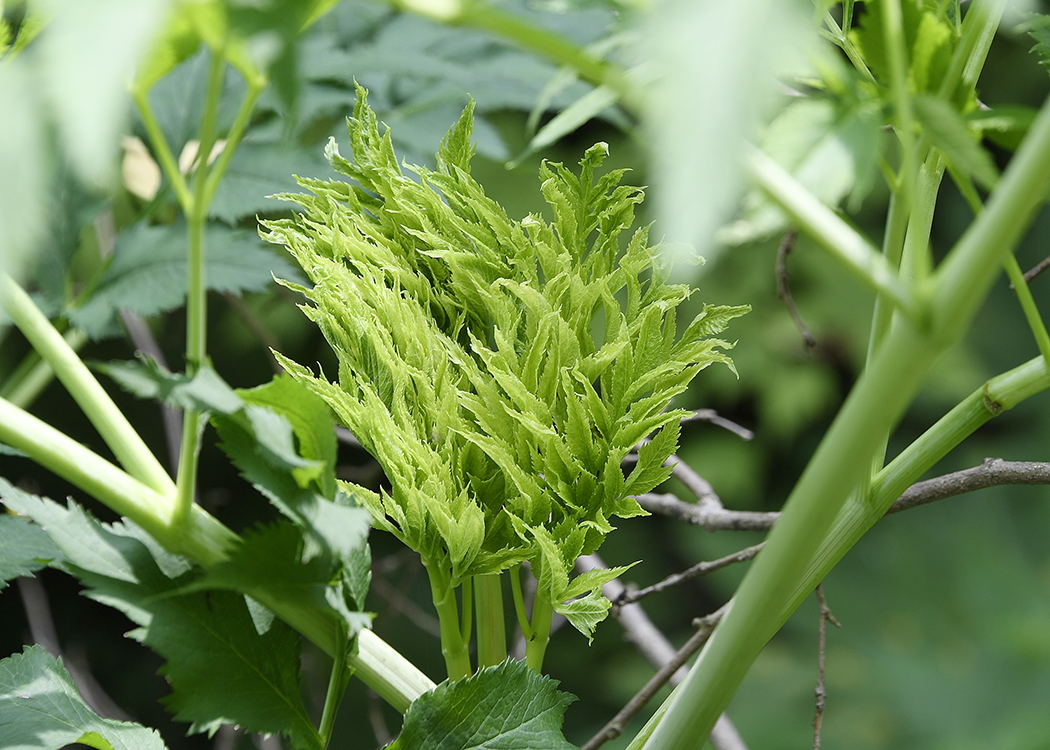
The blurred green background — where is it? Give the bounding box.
[2,2,1050,749]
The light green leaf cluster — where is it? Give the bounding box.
[263,86,746,637]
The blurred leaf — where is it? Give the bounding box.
[145,49,247,156]
[0,63,47,284]
[642,0,813,267]
[1026,12,1050,74]
[720,96,883,244]
[914,94,999,190]
[67,220,298,339]
[0,487,320,748]
[387,659,578,750]
[209,140,331,224]
[92,356,244,414]
[967,104,1037,153]
[38,0,175,187]
[0,512,62,592]
[512,85,620,168]
[0,645,168,750]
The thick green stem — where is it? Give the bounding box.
[0,395,229,565]
[745,146,917,319]
[510,564,533,640]
[640,84,1050,750]
[475,573,507,668]
[883,0,917,217]
[525,587,555,673]
[0,328,87,409]
[427,566,472,680]
[1,274,174,496]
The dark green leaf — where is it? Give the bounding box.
[0,511,62,591]
[209,141,331,224]
[0,645,168,750]
[68,221,299,339]
[388,659,578,750]
[93,356,243,414]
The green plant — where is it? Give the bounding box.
[3,1,1050,749]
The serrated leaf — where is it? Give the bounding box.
[0,645,168,750]
[68,221,299,339]
[0,488,320,749]
[554,588,612,643]
[93,356,243,414]
[388,659,578,750]
[237,375,338,500]
[212,402,370,565]
[0,511,63,591]
[191,522,371,637]
[209,141,331,224]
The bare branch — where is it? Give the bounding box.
[577,555,748,750]
[637,459,1050,532]
[580,605,728,750]
[636,492,778,531]
[886,458,1050,514]
[812,584,840,750]
[615,543,765,607]
[683,409,755,441]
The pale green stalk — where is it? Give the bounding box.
[0,328,87,409]
[524,587,555,673]
[883,0,917,217]
[427,565,472,680]
[745,146,917,319]
[938,0,1008,103]
[132,90,193,213]
[1,274,174,496]
[318,626,350,749]
[0,392,436,710]
[172,51,226,528]
[639,83,1050,750]
[475,573,508,668]
[777,353,1050,632]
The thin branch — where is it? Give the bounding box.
[577,555,748,750]
[637,459,1050,532]
[887,458,1050,513]
[812,584,840,750]
[682,409,755,441]
[1008,255,1050,288]
[17,576,131,721]
[776,228,817,351]
[614,543,765,607]
[581,605,728,750]
[636,492,777,531]
[625,454,725,510]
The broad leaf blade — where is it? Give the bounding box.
[388,659,578,750]
[0,512,62,591]
[0,645,168,750]
[0,486,320,750]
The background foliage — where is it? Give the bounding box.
[2,1,1050,749]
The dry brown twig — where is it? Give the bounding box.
[812,584,840,750]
